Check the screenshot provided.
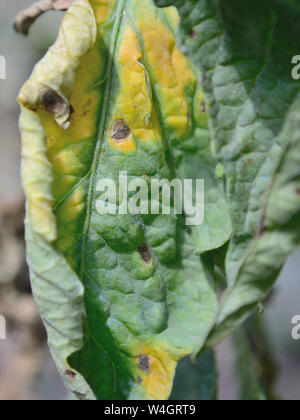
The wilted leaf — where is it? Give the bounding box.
[18,0,229,400]
[233,314,279,401]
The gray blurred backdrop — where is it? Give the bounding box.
[0,0,299,400]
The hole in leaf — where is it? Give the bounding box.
[65,369,76,381]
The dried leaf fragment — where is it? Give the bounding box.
[14,0,75,35]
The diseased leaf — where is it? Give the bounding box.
[18,0,228,400]
[170,350,217,400]
[155,0,300,348]
[243,315,279,400]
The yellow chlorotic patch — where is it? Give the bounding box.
[162,5,180,33]
[109,135,136,152]
[90,0,117,26]
[134,346,178,400]
[18,0,212,401]
[60,189,86,222]
[38,75,100,202]
[36,22,106,203]
[172,47,196,95]
[18,0,97,113]
[109,25,161,151]
[137,16,197,139]
[55,186,86,251]
[18,0,99,249]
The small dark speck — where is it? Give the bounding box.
[137,376,143,384]
[201,101,206,113]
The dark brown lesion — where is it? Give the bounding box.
[14,0,75,36]
[111,120,131,141]
[64,369,76,381]
[138,244,152,265]
[138,353,150,374]
[40,86,73,128]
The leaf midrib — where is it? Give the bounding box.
[80,0,127,278]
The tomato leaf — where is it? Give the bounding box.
[18,0,225,400]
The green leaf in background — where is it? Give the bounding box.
[18,0,231,400]
[18,0,300,401]
[170,350,217,400]
[155,0,300,348]
[233,315,279,401]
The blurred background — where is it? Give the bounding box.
[0,0,299,400]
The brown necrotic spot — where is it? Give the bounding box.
[65,369,76,381]
[111,119,131,141]
[138,353,150,374]
[189,30,198,39]
[138,244,152,265]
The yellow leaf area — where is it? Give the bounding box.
[19,0,198,399]
[131,345,178,400]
